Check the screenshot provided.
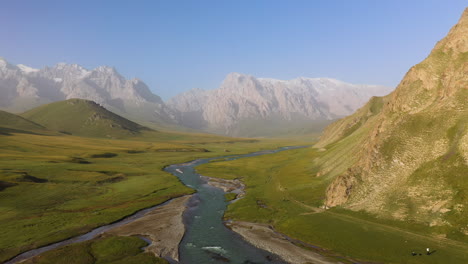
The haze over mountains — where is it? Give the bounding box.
[0,57,392,136]
[315,8,468,234]
[0,58,176,125]
[168,73,391,136]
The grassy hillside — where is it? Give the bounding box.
[197,147,468,264]
[312,8,468,236]
[0,128,298,262]
[0,110,54,135]
[21,99,152,138]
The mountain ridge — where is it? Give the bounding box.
[168,72,392,136]
[314,8,468,236]
[0,59,177,126]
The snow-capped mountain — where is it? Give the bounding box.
[168,73,393,136]
[0,57,393,136]
[0,58,176,124]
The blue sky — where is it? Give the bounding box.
[1,0,466,100]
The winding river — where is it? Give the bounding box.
[165,146,305,264]
[6,146,304,264]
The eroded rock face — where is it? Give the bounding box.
[168,73,392,136]
[317,8,468,232]
[0,59,176,124]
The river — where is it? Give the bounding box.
[6,146,305,264]
[165,146,305,264]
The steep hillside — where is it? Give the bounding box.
[168,74,392,136]
[0,110,52,135]
[315,8,468,237]
[21,99,152,138]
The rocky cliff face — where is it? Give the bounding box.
[315,9,467,235]
[0,60,176,124]
[168,73,392,136]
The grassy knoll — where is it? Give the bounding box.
[197,147,468,264]
[23,235,168,264]
[0,130,297,262]
[21,99,151,138]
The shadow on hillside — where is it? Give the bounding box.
[0,127,45,136]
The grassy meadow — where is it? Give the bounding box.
[22,235,169,264]
[0,129,300,263]
[197,147,468,264]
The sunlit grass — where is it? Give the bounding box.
[197,147,468,264]
[0,131,299,262]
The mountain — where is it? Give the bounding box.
[1,57,393,137]
[0,110,53,135]
[314,8,467,236]
[168,74,392,136]
[0,59,177,126]
[21,99,152,138]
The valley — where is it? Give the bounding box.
[0,117,304,263]
[1,4,467,264]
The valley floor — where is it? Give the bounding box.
[0,131,301,263]
[1,131,466,264]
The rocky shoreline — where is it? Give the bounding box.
[105,195,192,263]
[200,175,245,202]
[226,221,340,264]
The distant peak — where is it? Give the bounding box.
[225,72,254,79]
[0,57,10,68]
[95,65,116,72]
[55,62,87,71]
[17,64,39,73]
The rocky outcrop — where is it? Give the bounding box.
[316,8,468,233]
[168,74,392,136]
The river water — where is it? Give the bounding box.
[165,146,305,264]
[6,146,305,264]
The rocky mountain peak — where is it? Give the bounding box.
[0,57,17,71]
[0,57,8,68]
[435,8,468,54]
[169,72,393,136]
[0,59,176,125]
[95,65,119,75]
[17,64,39,73]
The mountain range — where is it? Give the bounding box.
[314,8,467,235]
[0,60,392,137]
[0,59,176,126]
[168,73,392,136]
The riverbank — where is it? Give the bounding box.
[201,175,339,264]
[105,195,192,263]
[226,221,339,264]
[200,175,245,202]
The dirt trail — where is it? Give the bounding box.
[276,180,468,252]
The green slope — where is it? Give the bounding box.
[313,8,468,236]
[0,110,54,135]
[21,99,152,138]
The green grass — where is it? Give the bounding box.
[0,110,55,136]
[197,147,468,264]
[23,235,168,264]
[224,192,237,202]
[21,99,151,138]
[0,130,299,262]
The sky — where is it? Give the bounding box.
[1,0,466,100]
